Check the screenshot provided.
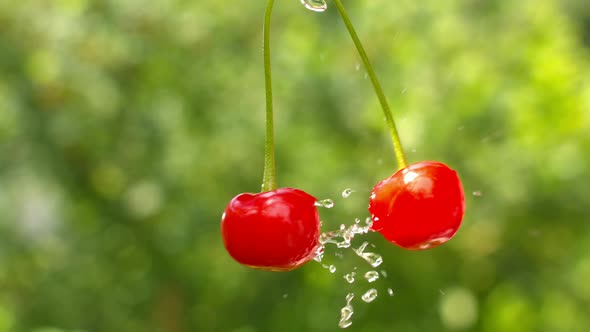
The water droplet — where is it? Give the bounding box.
[300,0,327,12]
[354,218,361,224]
[472,191,482,197]
[381,270,388,278]
[315,199,334,208]
[337,241,352,249]
[364,271,380,283]
[313,245,325,262]
[339,293,355,328]
[321,264,337,273]
[344,272,356,283]
[355,63,361,71]
[341,188,354,198]
[387,288,394,296]
[353,242,383,267]
[362,288,378,303]
[346,293,354,302]
[283,293,289,298]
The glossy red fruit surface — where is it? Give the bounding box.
[221,188,321,271]
[369,161,465,250]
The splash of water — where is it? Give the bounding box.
[315,199,335,208]
[339,293,355,328]
[343,272,356,284]
[361,288,378,303]
[364,271,380,283]
[353,242,383,268]
[319,217,373,250]
[341,188,354,198]
[300,0,327,12]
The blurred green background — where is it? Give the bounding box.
[1,0,590,331]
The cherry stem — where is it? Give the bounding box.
[332,0,408,169]
[261,0,277,192]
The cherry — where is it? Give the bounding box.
[332,1,466,249]
[221,0,320,271]
[221,188,321,271]
[369,161,465,250]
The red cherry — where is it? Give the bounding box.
[369,161,465,250]
[221,188,321,271]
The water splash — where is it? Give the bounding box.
[361,289,378,303]
[339,293,355,328]
[353,242,383,267]
[300,0,327,12]
[315,199,334,208]
[364,271,380,283]
[319,218,372,250]
[341,188,354,198]
[343,272,356,284]
[313,245,325,262]
[322,264,337,273]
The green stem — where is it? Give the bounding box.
[261,0,277,192]
[332,0,407,169]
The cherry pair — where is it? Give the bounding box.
[221,0,465,271]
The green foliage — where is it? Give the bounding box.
[1,0,589,331]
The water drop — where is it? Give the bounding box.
[339,293,355,328]
[355,63,361,71]
[341,188,354,198]
[346,292,354,302]
[315,199,334,208]
[336,241,352,249]
[344,272,356,283]
[300,0,327,12]
[387,288,394,296]
[353,242,383,267]
[364,271,380,283]
[283,293,289,298]
[381,270,388,278]
[472,191,482,197]
[313,245,325,262]
[361,288,378,303]
[322,264,337,273]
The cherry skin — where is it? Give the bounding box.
[221,188,321,271]
[369,161,465,250]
